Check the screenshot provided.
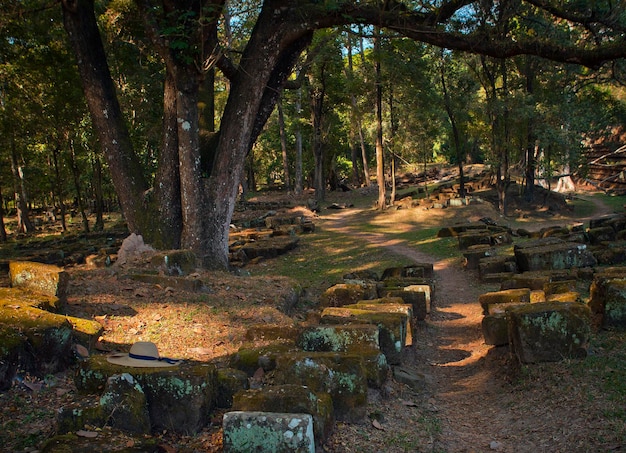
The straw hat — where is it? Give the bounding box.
[107,341,180,367]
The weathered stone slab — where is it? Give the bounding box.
[589,214,625,230]
[507,302,591,363]
[75,356,217,434]
[229,342,297,375]
[587,226,616,245]
[346,299,413,346]
[319,283,378,308]
[245,324,302,342]
[0,325,22,390]
[381,263,434,280]
[231,384,333,444]
[463,245,497,270]
[0,287,61,313]
[403,284,432,314]
[320,307,407,365]
[149,250,198,275]
[458,231,492,250]
[100,373,151,434]
[546,291,580,303]
[482,313,509,346]
[217,368,250,408]
[479,289,531,315]
[481,271,516,284]
[544,280,577,295]
[223,411,315,453]
[590,242,626,265]
[123,273,204,292]
[514,242,597,272]
[0,301,73,376]
[270,352,367,422]
[9,260,69,300]
[478,255,517,279]
[380,288,427,320]
[589,275,626,329]
[437,224,488,238]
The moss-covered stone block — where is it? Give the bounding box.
[75,356,218,434]
[589,276,626,329]
[229,342,298,376]
[244,324,301,342]
[123,273,203,292]
[100,373,151,434]
[0,325,22,390]
[41,431,159,452]
[232,384,334,445]
[0,287,62,313]
[482,313,509,346]
[507,302,591,363]
[458,231,492,250]
[380,263,434,280]
[479,289,531,315]
[270,352,367,422]
[223,411,315,453]
[0,301,73,376]
[217,367,249,408]
[295,324,388,388]
[65,315,104,351]
[514,242,597,272]
[320,307,407,365]
[9,260,69,300]
[55,401,104,434]
[319,283,378,308]
[346,299,413,346]
[478,255,517,279]
[546,292,580,303]
[587,226,616,245]
[150,249,198,275]
[381,288,428,320]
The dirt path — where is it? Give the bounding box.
[319,197,616,453]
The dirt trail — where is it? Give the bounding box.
[319,197,616,453]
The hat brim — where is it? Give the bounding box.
[107,353,180,368]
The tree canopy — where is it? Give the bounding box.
[1,0,625,268]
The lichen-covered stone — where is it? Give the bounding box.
[479,289,531,315]
[150,250,198,275]
[295,324,388,388]
[319,283,378,308]
[0,325,22,390]
[55,401,104,435]
[270,352,368,422]
[589,275,626,329]
[223,411,315,453]
[0,287,61,313]
[232,384,334,445]
[320,307,407,365]
[346,300,413,346]
[229,342,297,376]
[514,242,597,272]
[217,368,250,408]
[507,302,591,363]
[9,260,69,300]
[482,314,509,346]
[75,356,218,434]
[0,302,73,376]
[100,373,150,434]
[380,263,434,280]
[244,324,301,342]
[381,289,427,320]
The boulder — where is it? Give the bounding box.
[223,411,315,453]
[507,302,591,363]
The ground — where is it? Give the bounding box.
[1,170,625,452]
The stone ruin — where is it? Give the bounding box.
[439,212,626,364]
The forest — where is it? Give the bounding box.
[0,0,625,268]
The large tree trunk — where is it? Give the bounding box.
[62,0,150,235]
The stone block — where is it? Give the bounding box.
[100,373,151,434]
[223,411,315,453]
[270,352,367,422]
[231,384,333,444]
[482,313,509,346]
[546,291,580,303]
[458,231,492,250]
[124,273,204,292]
[0,325,22,390]
[320,307,407,365]
[437,224,488,238]
[229,342,297,376]
[319,283,378,308]
[514,242,597,272]
[75,356,218,434]
[296,324,380,353]
[479,289,531,315]
[381,288,427,320]
[9,260,69,300]
[481,272,516,284]
[478,255,517,279]
[381,263,434,280]
[589,275,626,329]
[589,214,625,230]
[463,245,497,270]
[587,226,616,245]
[346,299,413,346]
[0,287,61,312]
[403,284,432,314]
[217,368,250,408]
[150,250,198,275]
[507,302,591,363]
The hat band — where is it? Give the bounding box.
[129,352,179,365]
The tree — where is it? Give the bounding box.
[59,0,626,269]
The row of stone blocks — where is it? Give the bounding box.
[479,266,626,363]
[41,263,434,452]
